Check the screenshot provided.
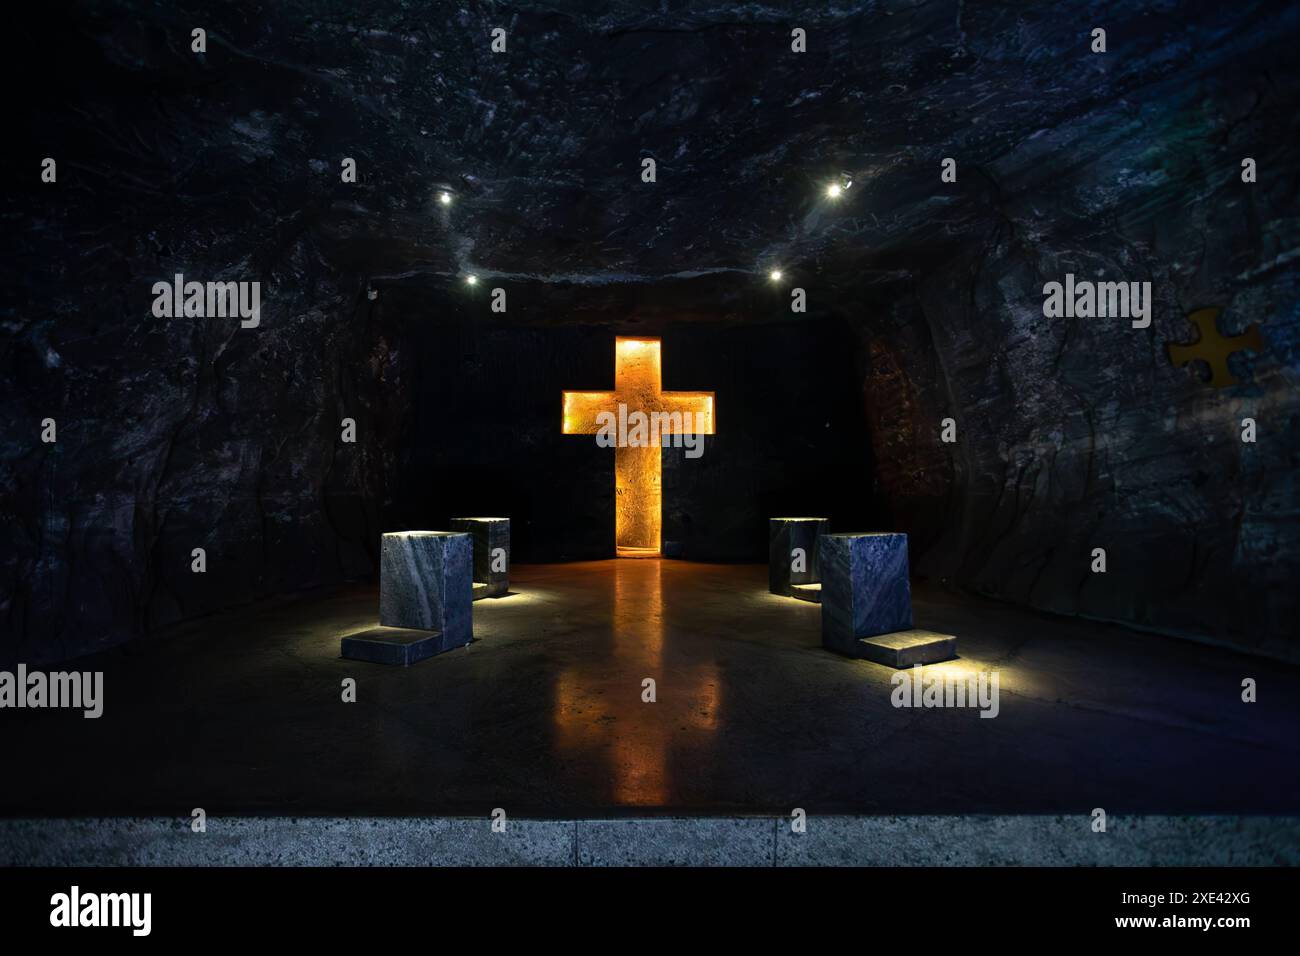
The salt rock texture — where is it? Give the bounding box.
[3,1,1296,661]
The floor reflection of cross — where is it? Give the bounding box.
[562,336,714,557]
[552,560,719,806]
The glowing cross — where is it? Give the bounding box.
[562,337,715,557]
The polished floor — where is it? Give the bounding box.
[4,560,1298,816]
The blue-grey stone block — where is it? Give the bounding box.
[820,532,913,655]
[378,531,473,644]
[769,517,830,596]
[449,517,510,599]
[856,629,956,667]
[340,626,452,666]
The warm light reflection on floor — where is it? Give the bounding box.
[552,560,719,806]
[920,657,1034,696]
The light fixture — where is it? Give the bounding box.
[438,191,453,205]
[465,274,478,285]
[826,173,853,199]
[768,269,783,282]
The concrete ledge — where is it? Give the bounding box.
[1,816,1296,867]
[0,818,572,867]
[577,818,772,867]
[775,815,1300,867]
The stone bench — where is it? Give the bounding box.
[449,517,510,599]
[768,517,830,602]
[819,532,956,667]
[340,531,473,665]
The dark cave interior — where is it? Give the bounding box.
[3,0,1298,667]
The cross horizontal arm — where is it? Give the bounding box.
[562,391,618,434]
[562,391,716,435]
[653,392,715,434]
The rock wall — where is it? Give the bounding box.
[2,9,407,665]
[855,74,1299,660]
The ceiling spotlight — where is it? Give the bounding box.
[465,274,478,285]
[769,269,783,282]
[438,191,453,205]
[826,173,853,199]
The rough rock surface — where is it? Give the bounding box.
[3,1,1297,661]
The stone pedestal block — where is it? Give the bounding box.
[340,626,453,666]
[820,533,913,654]
[450,517,510,598]
[377,531,473,642]
[856,629,957,667]
[820,532,956,666]
[769,517,830,596]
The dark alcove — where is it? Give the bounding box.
[390,298,877,562]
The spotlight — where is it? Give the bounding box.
[465,274,478,285]
[826,174,853,199]
[768,269,783,282]
[439,191,453,205]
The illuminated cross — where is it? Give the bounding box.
[562,336,715,557]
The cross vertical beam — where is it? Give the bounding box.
[562,337,715,557]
